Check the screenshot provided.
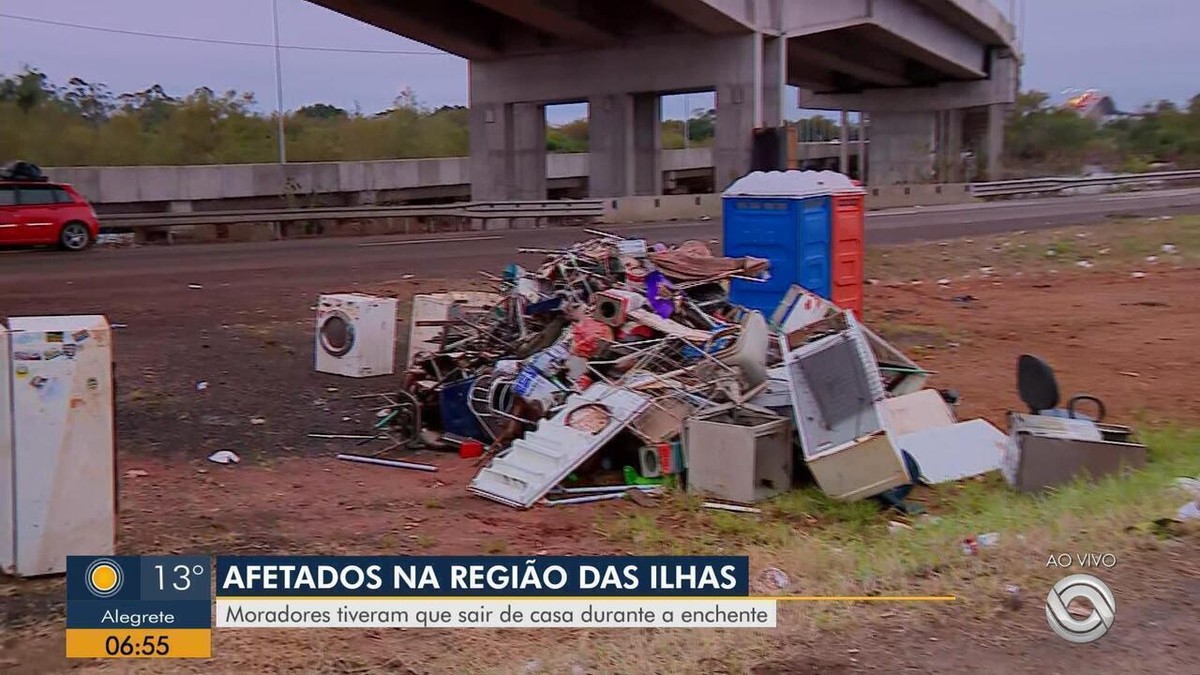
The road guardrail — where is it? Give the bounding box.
[102,199,606,230]
[970,170,1200,198]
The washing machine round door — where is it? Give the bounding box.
[319,311,356,357]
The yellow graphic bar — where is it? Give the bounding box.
[66,629,211,659]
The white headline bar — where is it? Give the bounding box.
[216,598,777,629]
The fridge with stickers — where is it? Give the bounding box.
[1,315,116,576]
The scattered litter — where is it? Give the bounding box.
[1119,371,1140,378]
[336,453,437,473]
[910,280,923,286]
[951,294,978,303]
[961,532,998,555]
[1145,255,1158,263]
[207,450,240,465]
[887,521,913,534]
[1176,478,1199,520]
[1131,271,1147,279]
[187,284,203,290]
[625,488,658,508]
[937,278,950,286]
[124,469,149,478]
[1075,260,1094,268]
[979,266,994,275]
[196,381,209,391]
[1098,248,1111,255]
[1161,244,1177,254]
[249,417,266,425]
[759,567,790,589]
[308,433,378,440]
[1178,502,1200,520]
[1004,585,1022,610]
[1044,249,1057,257]
[326,387,339,393]
[703,502,762,514]
[544,492,625,506]
[401,274,415,280]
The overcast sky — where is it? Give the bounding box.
[1,0,1197,123]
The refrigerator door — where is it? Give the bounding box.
[0,322,13,573]
[7,315,114,576]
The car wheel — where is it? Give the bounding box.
[59,221,93,251]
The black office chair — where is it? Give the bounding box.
[1016,354,1106,422]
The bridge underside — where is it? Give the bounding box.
[309,0,1018,194]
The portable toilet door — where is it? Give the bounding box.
[829,179,866,318]
[723,171,833,315]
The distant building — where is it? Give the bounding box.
[1062,90,1138,123]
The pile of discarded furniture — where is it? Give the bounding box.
[326,170,1150,509]
[393,229,1011,510]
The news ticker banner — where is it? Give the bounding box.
[68,554,960,657]
[214,555,773,631]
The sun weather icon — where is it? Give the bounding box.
[84,558,124,598]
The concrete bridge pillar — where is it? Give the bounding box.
[714,33,785,191]
[512,102,547,200]
[589,92,662,198]
[867,111,936,185]
[469,100,548,201]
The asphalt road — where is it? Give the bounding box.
[3,187,1200,287]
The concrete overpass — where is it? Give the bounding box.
[309,0,1018,197]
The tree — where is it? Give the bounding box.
[296,103,348,120]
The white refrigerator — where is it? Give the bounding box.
[0,315,116,576]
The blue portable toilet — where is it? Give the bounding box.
[722,170,857,315]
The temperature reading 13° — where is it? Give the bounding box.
[155,563,206,592]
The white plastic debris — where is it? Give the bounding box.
[249,417,266,425]
[196,381,209,391]
[1045,249,1057,257]
[188,284,203,290]
[1145,255,1159,263]
[1162,244,1177,254]
[759,567,790,590]
[124,469,149,478]
[1076,260,1094,268]
[208,450,240,465]
[937,278,951,285]
[1131,271,1147,279]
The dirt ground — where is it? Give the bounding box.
[0,222,1198,673]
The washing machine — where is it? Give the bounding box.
[315,293,397,377]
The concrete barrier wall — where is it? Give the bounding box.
[48,153,977,215]
[599,194,722,223]
[48,151,701,207]
[866,183,976,209]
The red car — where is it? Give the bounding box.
[0,180,101,251]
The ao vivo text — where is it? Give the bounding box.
[1045,553,1118,569]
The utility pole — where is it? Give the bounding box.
[272,0,287,164]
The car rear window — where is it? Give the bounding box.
[0,186,16,206]
[16,185,71,205]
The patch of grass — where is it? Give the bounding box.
[423,497,444,510]
[482,539,507,554]
[865,215,1200,282]
[596,427,1198,605]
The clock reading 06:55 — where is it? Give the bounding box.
[105,634,171,657]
